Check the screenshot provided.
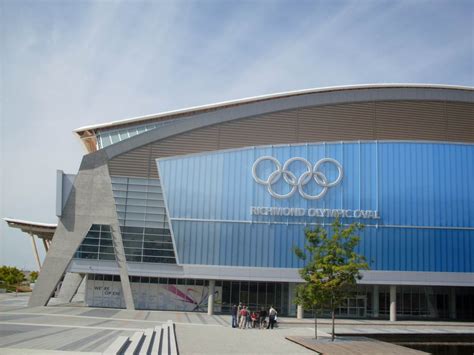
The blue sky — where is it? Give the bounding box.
[1,0,473,270]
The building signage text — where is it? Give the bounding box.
[251,206,380,219]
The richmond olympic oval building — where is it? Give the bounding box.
[29,84,474,321]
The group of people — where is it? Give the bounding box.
[231,303,278,329]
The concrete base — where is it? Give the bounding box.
[56,273,84,303]
[297,305,304,319]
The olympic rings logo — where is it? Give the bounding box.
[252,156,343,200]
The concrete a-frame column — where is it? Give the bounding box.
[208,280,215,315]
[389,285,397,322]
[372,285,379,318]
[29,233,42,271]
[29,151,135,309]
[297,305,304,319]
[42,239,49,252]
[111,224,134,310]
[56,273,84,303]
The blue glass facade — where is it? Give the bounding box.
[157,141,474,272]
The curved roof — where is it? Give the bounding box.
[76,84,474,154]
[3,217,57,240]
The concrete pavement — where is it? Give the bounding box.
[0,293,473,354]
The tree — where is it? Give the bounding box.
[0,266,26,289]
[30,271,39,283]
[293,219,368,341]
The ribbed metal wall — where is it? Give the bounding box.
[108,101,474,178]
[157,142,474,272]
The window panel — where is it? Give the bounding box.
[111,176,128,184]
[143,249,175,257]
[121,226,143,234]
[90,224,101,231]
[87,231,100,239]
[127,191,147,199]
[145,192,161,201]
[100,232,112,240]
[123,240,142,248]
[122,233,143,241]
[126,198,147,207]
[78,252,98,260]
[128,184,148,192]
[99,246,115,254]
[78,245,99,253]
[145,207,166,215]
[147,185,162,193]
[146,199,164,207]
[144,242,173,250]
[126,205,147,213]
[144,221,167,229]
[129,178,148,185]
[82,238,100,246]
[113,191,127,198]
[144,227,169,235]
[126,255,142,262]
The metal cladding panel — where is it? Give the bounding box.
[108,101,474,179]
[157,142,473,272]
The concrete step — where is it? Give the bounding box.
[138,328,154,355]
[150,325,163,355]
[167,320,178,355]
[161,323,169,355]
[102,335,129,354]
[124,331,144,355]
[102,320,177,355]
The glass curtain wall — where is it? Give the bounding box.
[220,281,289,316]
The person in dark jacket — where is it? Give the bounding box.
[231,304,238,328]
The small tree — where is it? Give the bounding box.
[0,266,26,290]
[294,219,368,341]
[30,271,39,283]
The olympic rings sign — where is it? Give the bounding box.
[252,156,343,200]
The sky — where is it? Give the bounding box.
[1,0,473,271]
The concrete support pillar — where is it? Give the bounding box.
[297,304,304,319]
[42,239,49,252]
[449,288,456,320]
[111,225,135,310]
[56,273,85,303]
[390,285,397,322]
[208,280,215,315]
[29,233,42,271]
[372,285,379,318]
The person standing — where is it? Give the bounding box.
[237,302,242,327]
[231,304,238,328]
[267,306,277,329]
[239,305,248,329]
[259,307,267,329]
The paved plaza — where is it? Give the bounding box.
[0,293,473,354]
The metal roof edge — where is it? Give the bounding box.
[3,217,58,228]
[73,83,474,135]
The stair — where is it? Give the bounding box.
[102,320,178,355]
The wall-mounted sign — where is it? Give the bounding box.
[250,206,379,219]
[252,156,343,200]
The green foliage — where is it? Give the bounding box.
[0,266,26,287]
[30,271,39,283]
[293,219,368,340]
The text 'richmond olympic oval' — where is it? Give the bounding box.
[251,156,343,200]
